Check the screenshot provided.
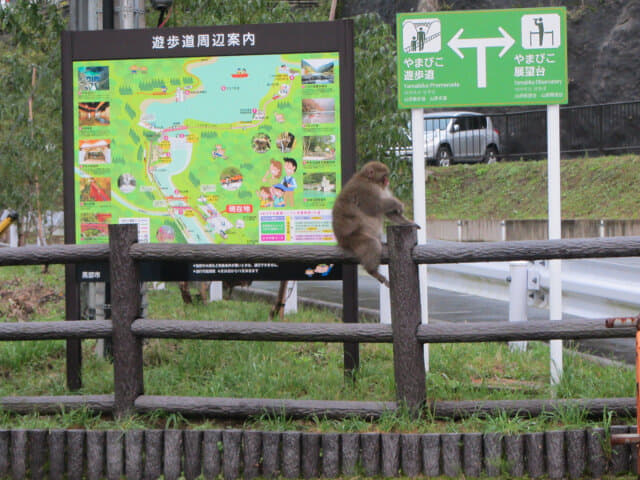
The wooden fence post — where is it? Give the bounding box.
[109,224,143,417]
[387,225,425,413]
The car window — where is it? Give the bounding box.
[470,116,486,130]
[456,116,487,131]
[453,117,469,131]
[424,117,449,132]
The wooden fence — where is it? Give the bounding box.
[0,427,632,480]
[0,224,639,420]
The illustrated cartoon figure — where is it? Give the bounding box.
[314,264,333,276]
[212,144,226,158]
[262,159,283,183]
[258,186,273,208]
[273,158,298,207]
[271,186,286,208]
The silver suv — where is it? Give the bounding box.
[421,111,501,167]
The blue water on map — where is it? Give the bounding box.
[145,55,288,128]
[153,134,191,196]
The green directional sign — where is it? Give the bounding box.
[397,8,568,109]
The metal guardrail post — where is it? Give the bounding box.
[109,224,143,417]
[387,225,425,413]
[508,261,528,351]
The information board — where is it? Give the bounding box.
[62,21,355,281]
[397,8,568,108]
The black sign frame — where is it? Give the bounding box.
[61,20,356,282]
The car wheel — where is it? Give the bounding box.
[436,146,452,167]
[484,146,499,164]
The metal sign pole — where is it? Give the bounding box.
[411,107,429,371]
[547,104,563,384]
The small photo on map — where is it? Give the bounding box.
[276,132,296,153]
[78,66,110,91]
[156,225,176,243]
[80,212,112,224]
[303,172,337,197]
[80,222,108,241]
[78,102,110,127]
[117,173,137,194]
[79,177,111,202]
[302,98,335,125]
[301,59,335,85]
[252,133,271,153]
[79,139,111,165]
[220,167,243,191]
[303,135,336,161]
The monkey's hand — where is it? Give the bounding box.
[386,210,421,228]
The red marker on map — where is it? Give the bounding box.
[221,86,226,91]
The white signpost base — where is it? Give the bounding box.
[209,281,223,302]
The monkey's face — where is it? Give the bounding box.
[372,167,390,187]
[362,161,391,187]
[380,172,389,187]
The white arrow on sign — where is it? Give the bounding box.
[447,27,515,88]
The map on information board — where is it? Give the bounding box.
[73,52,341,245]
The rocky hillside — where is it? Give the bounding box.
[343,0,640,106]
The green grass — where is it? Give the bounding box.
[0,264,634,432]
[422,155,640,220]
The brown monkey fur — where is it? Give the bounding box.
[332,161,418,287]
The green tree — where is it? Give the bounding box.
[0,1,66,243]
[352,13,411,194]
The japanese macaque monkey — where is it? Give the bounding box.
[332,161,419,287]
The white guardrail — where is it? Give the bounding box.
[428,257,640,319]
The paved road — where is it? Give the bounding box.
[252,272,635,365]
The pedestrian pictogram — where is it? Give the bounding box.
[402,19,441,53]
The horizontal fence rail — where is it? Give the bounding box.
[0,320,111,340]
[0,394,633,421]
[132,318,635,343]
[0,244,109,266]
[3,236,640,268]
[0,395,114,414]
[132,319,394,342]
[128,243,356,264]
[413,236,640,264]
[134,396,636,420]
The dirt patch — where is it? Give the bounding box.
[0,277,63,321]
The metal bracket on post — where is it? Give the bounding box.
[527,260,546,307]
